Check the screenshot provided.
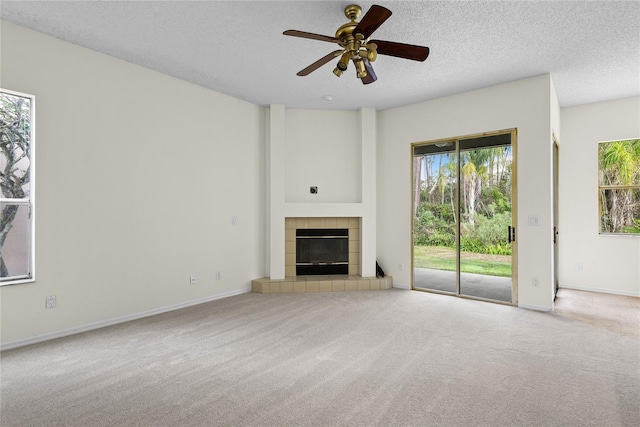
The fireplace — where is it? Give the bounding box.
[252,216,393,293]
[296,229,348,275]
[285,217,360,277]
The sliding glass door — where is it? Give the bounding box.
[412,130,517,304]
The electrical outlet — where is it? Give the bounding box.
[531,277,539,287]
[45,295,56,308]
[577,263,584,272]
[398,264,404,271]
[190,275,196,285]
[216,271,221,280]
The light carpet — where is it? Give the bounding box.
[1,289,639,426]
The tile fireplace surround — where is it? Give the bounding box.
[252,217,392,294]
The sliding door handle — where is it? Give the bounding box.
[508,226,516,243]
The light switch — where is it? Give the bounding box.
[528,215,540,226]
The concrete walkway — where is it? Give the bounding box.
[414,267,512,302]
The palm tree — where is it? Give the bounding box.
[461,149,490,227]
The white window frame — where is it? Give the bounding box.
[598,138,640,236]
[1,88,35,285]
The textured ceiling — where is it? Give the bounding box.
[1,1,639,111]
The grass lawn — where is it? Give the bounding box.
[414,245,512,277]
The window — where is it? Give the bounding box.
[598,139,640,234]
[0,89,35,284]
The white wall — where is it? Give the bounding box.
[0,22,265,347]
[377,75,556,310]
[559,96,640,296]
[285,109,361,203]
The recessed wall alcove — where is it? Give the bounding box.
[253,105,389,293]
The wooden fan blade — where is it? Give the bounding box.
[353,5,392,39]
[361,58,377,85]
[371,40,430,61]
[283,30,338,44]
[297,50,343,76]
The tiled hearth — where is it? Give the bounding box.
[252,275,393,294]
[253,216,393,294]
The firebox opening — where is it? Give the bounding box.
[296,228,349,276]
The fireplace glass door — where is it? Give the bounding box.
[296,228,349,275]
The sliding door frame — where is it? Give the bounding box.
[410,128,518,306]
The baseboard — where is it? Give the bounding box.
[559,284,640,298]
[518,303,553,312]
[1,287,252,351]
[393,284,411,290]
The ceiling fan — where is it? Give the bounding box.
[283,4,430,84]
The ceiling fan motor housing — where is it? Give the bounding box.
[334,5,376,78]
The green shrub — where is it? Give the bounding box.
[414,203,456,248]
[415,203,513,255]
[623,218,640,234]
[485,243,512,255]
[460,237,485,253]
[490,188,511,213]
[468,212,511,245]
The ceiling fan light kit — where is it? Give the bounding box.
[284,4,430,85]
